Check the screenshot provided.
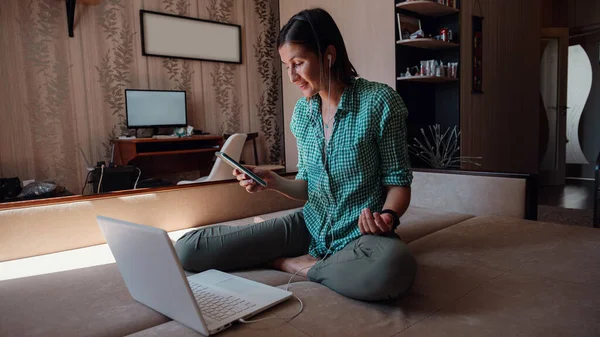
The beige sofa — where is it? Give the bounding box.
[1,170,599,337]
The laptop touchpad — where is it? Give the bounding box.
[214,277,289,304]
[216,278,262,293]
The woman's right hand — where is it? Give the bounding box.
[233,166,277,193]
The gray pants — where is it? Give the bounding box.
[175,210,416,301]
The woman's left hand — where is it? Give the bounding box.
[358,208,394,235]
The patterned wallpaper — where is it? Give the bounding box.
[0,0,283,193]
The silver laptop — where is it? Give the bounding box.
[96,216,292,336]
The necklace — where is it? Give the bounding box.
[324,114,335,129]
[323,112,336,142]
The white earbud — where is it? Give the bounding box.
[327,54,332,68]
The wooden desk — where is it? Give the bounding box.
[113,135,223,177]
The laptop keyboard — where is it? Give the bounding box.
[189,282,256,322]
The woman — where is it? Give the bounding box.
[175,8,416,301]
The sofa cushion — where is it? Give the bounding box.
[125,216,600,337]
[0,263,169,337]
[0,205,467,337]
[397,272,600,337]
[0,262,306,337]
[510,225,600,286]
[0,243,117,282]
[126,280,429,337]
[251,206,473,244]
[231,269,307,286]
[264,272,503,337]
[408,216,575,271]
[4,213,598,337]
[397,206,473,243]
[124,259,503,337]
[126,318,309,337]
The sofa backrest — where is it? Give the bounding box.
[411,170,536,219]
[0,171,536,262]
[0,180,304,262]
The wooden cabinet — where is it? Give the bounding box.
[113,135,223,177]
[458,0,541,174]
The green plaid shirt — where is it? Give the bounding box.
[290,77,413,257]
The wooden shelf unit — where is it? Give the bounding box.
[397,76,459,83]
[396,38,459,49]
[395,0,461,169]
[396,0,458,17]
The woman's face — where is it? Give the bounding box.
[279,43,323,98]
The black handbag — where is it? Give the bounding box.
[0,177,22,201]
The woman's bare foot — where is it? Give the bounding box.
[271,254,320,277]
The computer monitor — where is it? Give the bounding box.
[125,89,187,131]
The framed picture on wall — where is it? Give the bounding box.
[396,13,422,41]
[140,10,242,64]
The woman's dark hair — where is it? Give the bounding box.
[278,8,358,85]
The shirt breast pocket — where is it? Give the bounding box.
[331,138,377,177]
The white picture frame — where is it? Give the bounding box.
[140,10,242,64]
[397,13,422,41]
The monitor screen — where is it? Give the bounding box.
[125,90,187,128]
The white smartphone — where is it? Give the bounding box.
[215,152,268,187]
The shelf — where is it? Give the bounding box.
[396,38,459,50]
[137,148,218,157]
[396,1,458,17]
[397,76,459,83]
[113,135,222,143]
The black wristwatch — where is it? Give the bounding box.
[380,209,400,230]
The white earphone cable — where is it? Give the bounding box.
[239,53,337,326]
[324,55,334,143]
